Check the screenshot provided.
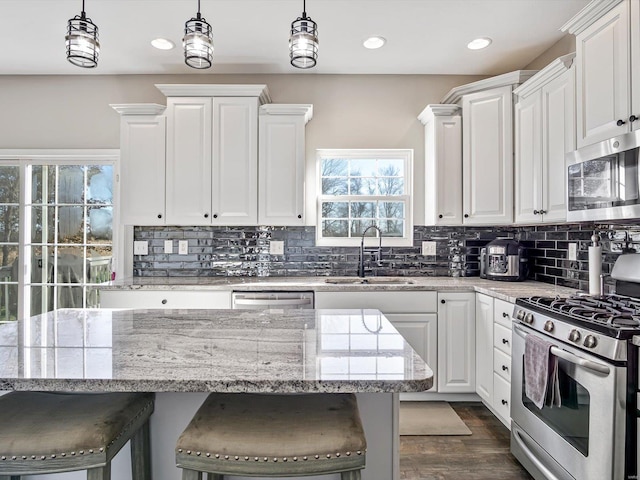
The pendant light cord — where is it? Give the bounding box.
[302,0,307,18]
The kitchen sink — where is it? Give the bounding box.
[325,277,416,285]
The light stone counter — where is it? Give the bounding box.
[0,308,432,393]
[102,276,578,303]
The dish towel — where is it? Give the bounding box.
[524,334,561,409]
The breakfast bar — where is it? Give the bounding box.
[0,308,433,480]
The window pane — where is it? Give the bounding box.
[0,166,20,203]
[351,202,376,218]
[322,220,348,237]
[377,177,404,195]
[378,159,404,176]
[30,206,55,243]
[57,286,84,309]
[56,247,85,284]
[0,246,18,270]
[58,206,84,243]
[349,177,376,195]
[87,165,113,204]
[350,220,377,237]
[379,220,404,237]
[0,206,19,243]
[31,165,56,204]
[31,246,52,283]
[350,159,376,176]
[0,282,17,322]
[322,202,348,218]
[30,285,53,315]
[87,247,112,284]
[58,166,85,204]
[322,177,348,195]
[321,158,348,177]
[379,202,404,219]
[88,206,113,243]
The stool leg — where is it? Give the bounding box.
[182,469,202,480]
[341,470,361,480]
[131,419,151,480]
[87,463,111,480]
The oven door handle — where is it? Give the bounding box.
[512,427,563,480]
[513,324,611,375]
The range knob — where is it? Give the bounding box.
[583,335,598,349]
[544,320,554,332]
[568,329,581,343]
[516,310,525,321]
[524,312,534,324]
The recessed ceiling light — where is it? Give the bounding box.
[467,37,492,50]
[151,38,175,50]
[363,36,386,50]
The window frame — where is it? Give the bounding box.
[316,149,413,247]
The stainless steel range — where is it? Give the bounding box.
[510,254,640,480]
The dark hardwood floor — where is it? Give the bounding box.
[400,402,533,480]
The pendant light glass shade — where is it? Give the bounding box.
[183,0,214,69]
[289,0,318,69]
[66,0,99,68]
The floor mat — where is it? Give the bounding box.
[399,401,472,435]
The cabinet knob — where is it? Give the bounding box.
[161,299,167,305]
[502,365,508,371]
[438,214,443,219]
[298,214,302,219]
[502,338,508,345]
[440,299,445,304]
[630,115,638,123]
[213,214,218,219]
[539,209,546,215]
[502,312,509,318]
[533,209,539,215]
[204,213,209,218]
[464,214,469,218]
[157,214,162,219]
[617,119,626,126]
[501,399,508,406]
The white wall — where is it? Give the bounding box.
[0,73,484,223]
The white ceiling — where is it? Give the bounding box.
[1,0,590,75]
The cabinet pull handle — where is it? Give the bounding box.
[438,214,443,219]
[298,214,302,219]
[502,312,509,318]
[533,209,539,215]
[161,299,167,305]
[157,214,162,219]
[501,399,508,406]
[502,365,508,371]
[213,214,218,219]
[630,115,638,123]
[440,299,446,304]
[539,209,546,215]
[464,214,469,218]
[502,338,509,344]
[204,213,209,218]
[617,119,626,126]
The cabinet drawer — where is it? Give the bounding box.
[314,291,438,313]
[493,373,511,426]
[493,348,511,382]
[100,290,231,309]
[494,299,514,328]
[494,323,512,355]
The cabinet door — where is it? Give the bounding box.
[475,293,494,403]
[212,97,258,225]
[437,292,476,392]
[493,372,511,429]
[462,86,514,225]
[119,115,166,225]
[541,67,575,223]
[514,90,542,224]
[576,2,630,147]
[385,313,437,392]
[632,0,640,131]
[165,97,213,225]
[259,113,305,225]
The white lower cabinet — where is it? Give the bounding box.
[437,292,476,393]
[99,290,231,309]
[475,293,514,429]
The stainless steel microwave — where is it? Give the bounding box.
[566,130,640,222]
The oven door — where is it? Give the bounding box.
[511,323,627,480]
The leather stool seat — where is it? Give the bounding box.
[176,393,366,480]
[0,392,154,480]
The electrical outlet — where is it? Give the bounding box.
[178,240,189,255]
[422,241,437,256]
[133,241,148,255]
[568,242,577,261]
[270,240,284,255]
[164,240,173,254]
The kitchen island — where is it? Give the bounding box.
[0,308,432,480]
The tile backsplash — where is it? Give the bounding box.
[133,222,640,293]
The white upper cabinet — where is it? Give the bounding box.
[258,105,313,225]
[514,54,575,224]
[562,0,638,147]
[111,104,167,226]
[462,86,514,225]
[418,105,463,226]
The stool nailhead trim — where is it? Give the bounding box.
[179,449,367,463]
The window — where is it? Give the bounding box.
[0,151,117,322]
[317,149,413,246]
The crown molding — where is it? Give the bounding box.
[155,84,271,104]
[560,0,624,35]
[441,70,539,104]
[417,104,460,125]
[259,104,313,124]
[513,53,576,98]
[110,104,166,115]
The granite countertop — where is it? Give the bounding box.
[0,308,432,393]
[102,276,578,303]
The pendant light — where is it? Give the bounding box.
[289,0,318,69]
[66,0,100,68]
[183,0,214,69]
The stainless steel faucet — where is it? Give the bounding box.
[358,225,382,277]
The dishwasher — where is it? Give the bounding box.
[231,291,314,310]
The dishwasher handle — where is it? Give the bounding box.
[233,298,313,307]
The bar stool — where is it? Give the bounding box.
[176,393,366,480]
[0,392,154,480]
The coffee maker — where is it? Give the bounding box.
[480,238,528,281]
